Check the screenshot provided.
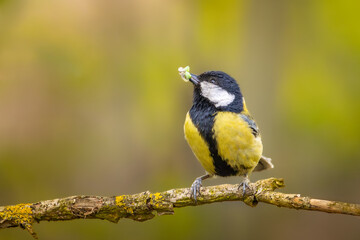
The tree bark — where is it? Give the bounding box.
[0,177,359,239]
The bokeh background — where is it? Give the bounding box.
[1,0,360,239]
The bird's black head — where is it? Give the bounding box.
[189,71,244,113]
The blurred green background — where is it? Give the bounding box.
[1,0,359,239]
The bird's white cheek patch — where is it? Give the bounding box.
[200,82,235,107]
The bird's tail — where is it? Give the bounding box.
[253,156,274,172]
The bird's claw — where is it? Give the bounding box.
[238,177,251,196]
[190,177,202,202]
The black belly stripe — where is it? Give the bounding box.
[189,101,238,177]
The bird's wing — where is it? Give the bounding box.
[213,112,263,174]
[238,114,274,172]
[239,114,259,137]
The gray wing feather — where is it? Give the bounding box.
[238,114,273,171]
[239,114,259,137]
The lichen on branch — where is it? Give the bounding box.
[0,177,359,239]
[0,203,37,238]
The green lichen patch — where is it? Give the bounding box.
[254,178,285,193]
[32,198,75,222]
[149,192,174,215]
[94,204,122,223]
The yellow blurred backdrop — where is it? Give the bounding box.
[0,0,359,239]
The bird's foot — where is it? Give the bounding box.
[190,174,211,203]
[238,176,251,196]
[190,177,202,203]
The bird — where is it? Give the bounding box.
[178,66,273,201]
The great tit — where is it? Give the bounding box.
[179,66,273,201]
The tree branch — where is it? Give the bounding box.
[1,177,359,239]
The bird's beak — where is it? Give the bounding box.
[189,74,200,86]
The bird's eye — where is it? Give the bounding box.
[210,78,216,84]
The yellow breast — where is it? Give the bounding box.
[213,112,263,174]
[184,112,216,175]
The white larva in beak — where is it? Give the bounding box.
[178,66,192,82]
